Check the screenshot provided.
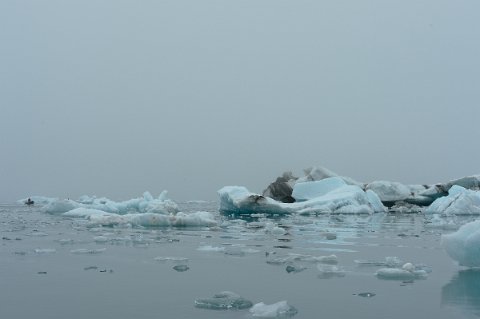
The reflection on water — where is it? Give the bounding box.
[442,269,480,317]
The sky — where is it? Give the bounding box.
[1,0,479,203]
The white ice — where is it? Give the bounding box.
[365,181,412,202]
[425,186,480,215]
[442,219,480,267]
[63,208,217,227]
[375,262,429,280]
[250,300,297,318]
[42,191,178,215]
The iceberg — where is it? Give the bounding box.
[425,186,480,215]
[250,301,298,318]
[218,182,386,215]
[442,219,480,267]
[42,191,178,215]
[63,208,217,227]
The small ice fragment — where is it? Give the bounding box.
[34,248,56,254]
[70,248,106,254]
[194,291,253,310]
[357,292,376,298]
[197,245,225,252]
[250,300,298,318]
[375,268,415,280]
[317,264,346,279]
[375,262,429,280]
[93,236,109,243]
[154,256,189,263]
[84,266,98,271]
[173,265,189,272]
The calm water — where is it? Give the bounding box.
[1,202,479,319]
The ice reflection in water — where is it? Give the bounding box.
[442,269,480,317]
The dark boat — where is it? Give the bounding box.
[25,198,34,206]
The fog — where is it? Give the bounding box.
[1,1,479,202]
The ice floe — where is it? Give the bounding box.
[63,208,217,227]
[42,191,178,215]
[375,262,430,280]
[194,291,253,310]
[442,219,480,267]
[250,300,298,318]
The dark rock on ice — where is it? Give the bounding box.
[262,172,297,203]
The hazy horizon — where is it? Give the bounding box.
[1,1,479,203]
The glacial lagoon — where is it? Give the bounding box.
[1,201,479,319]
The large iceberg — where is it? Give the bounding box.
[219,178,386,215]
[442,219,480,267]
[425,186,480,215]
[42,191,179,215]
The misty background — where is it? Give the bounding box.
[1,1,479,203]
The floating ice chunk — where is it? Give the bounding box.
[250,301,298,318]
[42,192,179,215]
[355,256,402,268]
[442,219,480,267]
[317,264,346,279]
[290,254,338,264]
[154,256,189,263]
[63,208,217,228]
[197,245,225,252]
[194,291,253,310]
[375,262,429,280]
[34,248,56,254]
[93,236,109,243]
[426,186,480,215]
[70,248,106,254]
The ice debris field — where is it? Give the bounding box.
[6,166,480,318]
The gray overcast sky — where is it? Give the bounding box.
[1,1,479,203]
